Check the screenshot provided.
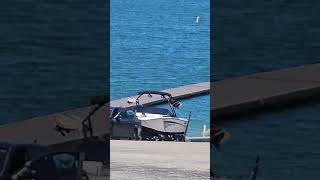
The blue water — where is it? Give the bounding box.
[111,0,210,136]
[213,0,320,179]
[0,1,107,124]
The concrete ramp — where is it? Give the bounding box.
[110,140,210,180]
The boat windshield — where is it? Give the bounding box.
[135,107,173,116]
[0,147,8,172]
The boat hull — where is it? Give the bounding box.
[135,111,189,141]
[139,117,188,133]
[140,126,185,141]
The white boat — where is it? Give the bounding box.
[136,112,188,133]
[132,91,190,141]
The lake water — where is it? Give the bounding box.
[0,1,107,123]
[111,0,210,136]
[0,0,209,136]
[213,0,320,179]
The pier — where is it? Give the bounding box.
[110,82,210,107]
[212,63,320,119]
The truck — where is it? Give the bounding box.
[0,142,88,180]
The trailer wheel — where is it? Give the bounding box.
[81,170,89,180]
[175,134,185,142]
[134,128,141,140]
[179,135,185,142]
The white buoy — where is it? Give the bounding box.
[195,16,200,24]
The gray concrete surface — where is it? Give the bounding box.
[110,140,210,180]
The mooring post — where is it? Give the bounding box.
[249,155,260,180]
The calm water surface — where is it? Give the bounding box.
[111,0,210,136]
[0,1,107,124]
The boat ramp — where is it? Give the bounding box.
[0,82,210,145]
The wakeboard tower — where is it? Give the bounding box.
[130,91,190,141]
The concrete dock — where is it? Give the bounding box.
[110,82,210,107]
[0,104,109,145]
[110,140,210,180]
[212,63,320,119]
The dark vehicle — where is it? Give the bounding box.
[110,91,190,141]
[0,142,49,180]
[12,151,86,180]
[0,142,87,180]
[110,107,142,140]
